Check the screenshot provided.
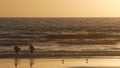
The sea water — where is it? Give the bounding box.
[0,18,120,54]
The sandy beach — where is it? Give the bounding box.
[1,59,120,68]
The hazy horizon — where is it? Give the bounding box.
[1,0,120,17]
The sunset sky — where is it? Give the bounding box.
[0,0,120,17]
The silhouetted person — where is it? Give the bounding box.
[29,45,35,68]
[29,45,35,53]
[14,46,20,68]
[14,45,21,54]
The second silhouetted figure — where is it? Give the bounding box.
[29,45,35,53]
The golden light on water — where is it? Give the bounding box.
[1,0,120,17]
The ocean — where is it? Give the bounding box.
[0,18,120,56]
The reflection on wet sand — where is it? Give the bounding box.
[15,58,18,68]
[62,59,64,64]
[30,58,34,68]
[0,59,120,68]
[86,59,88,64]
[14,58,34,68]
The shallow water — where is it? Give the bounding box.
[1,59,120,68]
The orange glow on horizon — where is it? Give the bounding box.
[0,0,120,17]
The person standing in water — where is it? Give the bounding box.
[29,45,35,68]
[14,45,21,54]
[14,45,20,68]
[29,45,35,53]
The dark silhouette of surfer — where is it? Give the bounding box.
[14,45,20,68]
[29,45,35,68]
[29,45,35,53]
[14,45,21,54]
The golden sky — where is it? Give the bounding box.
[0,0,120,17]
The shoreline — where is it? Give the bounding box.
[1,56,120,59]
[1,51,120,59]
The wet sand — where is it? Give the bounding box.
[0,59,120,68]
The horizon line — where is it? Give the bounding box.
[1,17,120,18]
